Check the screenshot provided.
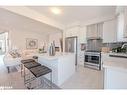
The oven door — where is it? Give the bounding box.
[85,55,100,64]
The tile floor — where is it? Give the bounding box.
[0,55,104,89]
[60,65,104,89]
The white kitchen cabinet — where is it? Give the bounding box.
[79,26,87,43]
[103,19,117,43]
[123,8,127,38]
[116,7,127,42]
[117,13,127,42]
[102,53,127,89]
[86,23,103,39]
[104,68,127,89]
[87,24,97,38]
[78,51,84,66]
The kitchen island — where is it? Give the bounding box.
[37,53,75,86]
[102,53,127,89]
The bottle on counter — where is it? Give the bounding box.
[52,41,56,55]
[49,42,55,56]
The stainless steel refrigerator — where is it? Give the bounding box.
[65,37,77,65]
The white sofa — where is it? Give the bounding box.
[3,49,38,73]
[3,53,22,73]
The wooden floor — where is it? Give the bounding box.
[0,55,104,89]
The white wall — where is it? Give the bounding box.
[8,29,49,51]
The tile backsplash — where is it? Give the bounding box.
[102,42,127,50]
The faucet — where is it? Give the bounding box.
[121,43,127,49]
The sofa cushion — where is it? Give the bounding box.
[9,50,21,58]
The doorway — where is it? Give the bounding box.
[0,32,8,66]
[0,32,8,55]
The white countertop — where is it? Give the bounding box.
[103,61,127,72]
[102,52,127,72]
[37,52,75,60]
[109,52,127,57]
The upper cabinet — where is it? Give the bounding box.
[116,7,127,42]
[103,19,117,43]
[117,13,125,41]
[79,26,87,43]
[86,23,103,39]
[123,8,127,38]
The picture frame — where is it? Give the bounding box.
[26,38,38,49]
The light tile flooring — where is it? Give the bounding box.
[60,66,104,89]
[0,55,104,89]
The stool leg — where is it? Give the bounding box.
[21,64,23,77]
[50,72,52,89]
[28,71,32,89]
[24,66,26,84]
[7,66,10,73]
[40,77,44,88]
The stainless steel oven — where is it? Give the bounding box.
[84,51,101,70]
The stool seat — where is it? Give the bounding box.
[30,65,52,78]
[33,56,38,59]
[24,62,41,69]
[21,59,35,64]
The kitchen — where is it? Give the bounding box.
[62,6,127,89]
[0,6,127,89]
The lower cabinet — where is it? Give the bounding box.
[104,68,127,89]
[78,51,84,66]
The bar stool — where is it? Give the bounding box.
[23,61,41,86]
[29,65,52,89]
[21,59,35,77]
[21,59,52,89]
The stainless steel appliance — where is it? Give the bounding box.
[65,36,77,65]
[87,38,102,51]
[84,38,102,70]
[84,51,101,70]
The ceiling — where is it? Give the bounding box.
[0,6,116,35]
[28,6,116,25]
[0,8,62,35]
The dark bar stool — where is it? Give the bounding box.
[29,65,52,89]
[21,59,41,87]
[21,59,52,89]
[21,59,36,77]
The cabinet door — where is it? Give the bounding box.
[103,19,117,43]
[123,8,127,38]
[117,13,127,41]
[87,23,103,38]
[79,26,87,43]
[97,23,103,38]
[104,68,127,89]
[87,24,97,38]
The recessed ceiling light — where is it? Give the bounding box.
[51,7,61,15]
